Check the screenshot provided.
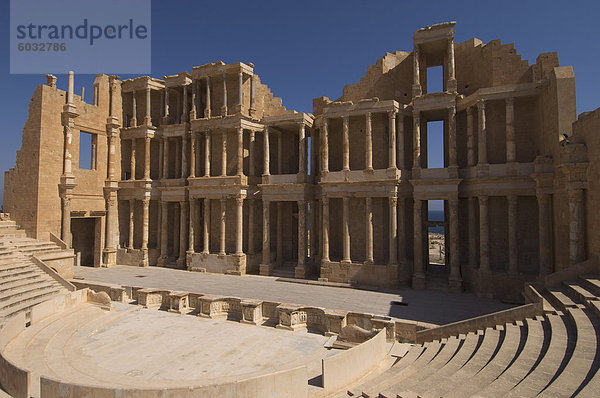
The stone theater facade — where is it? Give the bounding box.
[4,22,597,301]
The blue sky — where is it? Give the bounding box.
[1,0,599,209]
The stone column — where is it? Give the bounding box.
[299,123,307,174]
[221,130,228,176]
[388,111,397,169]
[235,196,243,255]
[412,199,425,288]
[163,88,169,123]
[248,199,255,255]
[190,80,197,120]
[178,201,187,265]
[342,197,351,263]
[61,196,71,247]
[397,198,406,261]
[263,127,270,176]
[261,200,271,271]
[468,197,477,267]
[128,199,135,249]
[397,113,404,169]
[413,111,421,169]
[477,99,487,164]
[160,201,168,258]
[238,71,243,109]
[448,105,457,167]
[141,197,149,266]
[130,138,136,180]
[506,97,516,163]
[158,136,164,178]
[447,39,456,91]
[144,136,151,180]
[389,197,398,265]
[310,129,317,177]
[190,132,196,178]
[188,198,196,254]
[237,127,244,176]
[365,197,374,264]
[204,132,211,177]
[309,200,316,260]
[508,195,518,275]
[342,116,350,171]
[219,198,227,255]
[204,76,211,118]
[144,88,151,126]
[479,196,490,272]
[249,130,256,177]
[467,107,475,166]
[413,45,421,97]
[448,199,461,288]
[163,138,169,179]
[131,90,137,127]
[298,200,307,267]
[203,198,210,254]
[181,134,188,178]
[249,74,256,116]
[568,189,585,265]
[365,112,373,171]
[322,197,330,262]
[538,193,552,275]
[322,118,329,174]
[221,72,228,116]
[277,133,283,174]
[276,202,283,264]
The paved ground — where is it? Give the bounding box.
[74,266,514,325]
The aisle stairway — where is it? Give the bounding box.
[343,276,600,397]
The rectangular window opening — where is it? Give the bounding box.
[428,200,445,267]
[427,65,444,94]
[427,121,444,168]
[79,131,97,170]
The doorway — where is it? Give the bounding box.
[71,218,97,266]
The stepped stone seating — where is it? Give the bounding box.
[343,276,600,397]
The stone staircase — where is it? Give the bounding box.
[343,276,600,397]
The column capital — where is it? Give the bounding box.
[477,98,486,110]
[235,196,244,206]
[507,194,518,205]
[479,195,489,205]
[506,96,514,106]
[413,109,420,120]
[388,110,397,119]
[467,106,474,116]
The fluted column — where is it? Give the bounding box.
[144,88,151,126]
[188,198,196,254]
[448,105,457,167]
[365,112,373,171]
[298,200,307,267]
[203,198,210,254]
[144,136,151,180]
[508,195,518,275]
[162,138,169,179]
[388,111,397,169]
[468,197,477,267]
[237,127,244,176]
[365,197,373,264]
[181,134,188,178]
[261,201,271,268]
[128,199,135,249]
[131,90,137,127]
[221,72,228,116]
[204,76,211,118]
[342,197,351,263]
[160,201,168,258]
[276,202,283,264]
[467,107,475,166]
[413,111,421,168]
[190,132,196,178]
[263,127,270,176]
[221,130,227,176]
[397,114,404,169]
[248,199,255,255]
[477,100,487,164]
[178,201,187,264]
[322,197,330,262]
[298,123,307,174]
[130,138,136,180]
[219,198,227,255]
[235,196,243,255]
[479,196,490,272]
[141,197,149,266]
[506,97,516,163]
[538,193,552,275]
[568,189,585,265]
[342,116,350,171]
[322,118,329,174]
[204,132,211,177]
[412,199,424,288]
[448,199,461,284]
[389,197,398,265]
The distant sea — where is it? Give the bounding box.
[428,210,445,234]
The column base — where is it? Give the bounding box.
[186,251,195,270]
[189,110,197,120]
[259,263,273,276]
[412,84,422,98]
[231,104,243,114]
[220,105,228,117]
[249,107,256,118]
[294,265,306,279]
[102,248,117,267]
[176,257,186,269]
[204,109,211,119]
[412,273,426,289]
[144,116,152,126]
[161,116,169,124]
[140,249,149,267]
[448,276,463,293]
[447,77,457,93]
[157,255,168,266]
